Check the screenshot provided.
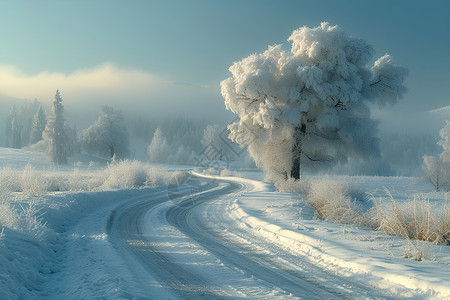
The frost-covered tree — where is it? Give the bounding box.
[201,124,227,160]
[11,117,22,149]
[380,132,440,176]
[221,22,408,181]
[147,127,170,163]
[4,105,17,147]
[438,120,450,163]
[79,106,129,159]
[29,106,46,145]
[423,121,450,191]
[42,90,71,164]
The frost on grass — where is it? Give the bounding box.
[306,179,367,226]
[372,193,450,259]
[0,158,175,298]
[279,177,450,258]
[0,197,47,241]
[0,159,172,194]
[0,160,172,242]
[21,164,48,196]
[276,177,368,225]
[97,159,171,190]
[0,166,47,240]
[0,167,20,193]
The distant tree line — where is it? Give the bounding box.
[2,91,240,166]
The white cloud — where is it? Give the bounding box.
[0,62,170,102]
[0,63,230,124]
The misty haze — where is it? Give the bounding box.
[0,1,449,299]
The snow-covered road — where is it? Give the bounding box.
[107,174,400,299]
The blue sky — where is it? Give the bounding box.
[0,0,449,120]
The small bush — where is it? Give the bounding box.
[0,167,20,193]
[0,200,47,241]
[289,178,450,258]
[275,177,310,194]
[306,180,365,226]
[0,202,20,229]
[0,160,175,244]
[148,168,174,187]
[69,168,91,192]
[46,174,70,192]
[372,193,450,247]
[97,159,168,190]
[21,165,48,196]
[100,159,148,189]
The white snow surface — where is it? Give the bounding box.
[0,147,449,299]
[195,172,450,298]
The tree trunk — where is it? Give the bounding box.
[290,123,305,180]
[290,156,300,179]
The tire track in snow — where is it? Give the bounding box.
[108,182,236,299]
[109,175,396,299]
[166,178,381,299]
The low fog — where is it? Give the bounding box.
[0,63,448,177]
[0,63,233,127]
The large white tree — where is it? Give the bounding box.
[42,90,71,164]
[221,22,408,181]
[79,106,129,159]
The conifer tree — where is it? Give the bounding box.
[11,117,22,149]
[29,106,47,145]
[42,90,70,164]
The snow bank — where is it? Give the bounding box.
[0,186,169,299]
[197,172,450,298]
[0,153,174,298]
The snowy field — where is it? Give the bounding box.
[0,147,449,299]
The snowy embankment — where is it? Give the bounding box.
[0,148,175,299]
[195,172,450,299]
[0,188,166,299]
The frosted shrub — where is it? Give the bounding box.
[99,159,150,189]
[17,200,47,240]
[275,177,310,194]
[21,165,48,196]
[69,168,91,192]
[0,202,20,229]
[0,167,20,193]
[306,180,365,226]
[0,201,46,241]
[373,193,450,247]
[146,167,171,187]
[46,174,70,192]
